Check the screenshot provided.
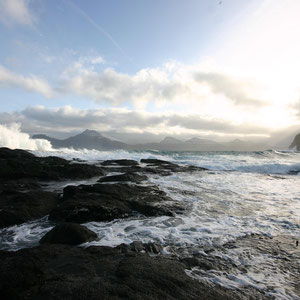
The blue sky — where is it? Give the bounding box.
[0,0,300,143]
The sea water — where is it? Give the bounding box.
[1,149,300,299]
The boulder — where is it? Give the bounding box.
[118,241,163,255]
[0,190,60,228]
[140,158,208,175]
[98,172,147,183]
[99,158,208,177]
[0,147,104,181]
[0,210,25,228]
[101,159,139,166]
[49,183,181,223]
[40,223,97,245]
[0,244,247,300]
[141,158,177,165]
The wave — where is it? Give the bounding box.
[0,123,53,151]
[30,148,300,176]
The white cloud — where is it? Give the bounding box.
[61,55,106,78]
[90,56,105,65]
[194,72,265,107]
[17,106,272,140]
[0,0,35,26]
[0,65,53,98]
[57,59,300,129]
[0,123,53,151]
[59,60,266,111]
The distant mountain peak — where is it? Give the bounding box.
[289,132,300,150]
[81,129,103,137]
[160,136,182,144]
[185,137,219,145]
[186,137,201,143]
[32,129,127,150]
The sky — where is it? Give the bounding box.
[0,0,300,145]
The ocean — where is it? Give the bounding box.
[1,149,300,299]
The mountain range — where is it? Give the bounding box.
[32,129,275,151]
[33,130,127,151]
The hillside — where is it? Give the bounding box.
[289,133,300,151]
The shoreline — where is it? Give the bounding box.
[0,147,299,299]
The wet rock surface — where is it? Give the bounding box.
[173,234,300,299]
[224,234,300,297]
[49,183,182,223]
[0,148,255,299]
[0,243,247,300]
[101,159,139,166]
[0,190,59,228]
[0,149,204,228]
[0,147,104,181]
[39,223,98,245]
[99,158,208,177]
[140,158,208,175]
[98,172,148,183]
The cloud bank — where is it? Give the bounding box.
[0,59,269,113]
[0,65,53,98]
[1,106,274,145]
[0,0,35,26]
[59,62,264,109]
[0,123,53,151]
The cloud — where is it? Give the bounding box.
[7,106,272,143]
[194,72,265,107]
[291,98,300,117]
[0,123,53,151]
[61,55,106,78]
[0,65,53,98]
[59,61,266,110]
[0,58,267,112]
[0,0,35,27]
[60,65,193,108]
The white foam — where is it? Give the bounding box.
[0,216,53,251]
[1,148,300,299]
[31,148,300,175]
[0,123,53,151]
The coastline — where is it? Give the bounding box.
[0,147,299,299]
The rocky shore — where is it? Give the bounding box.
[0,147,299,299]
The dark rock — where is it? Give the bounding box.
[0,244,245,300]
[144,242,163,254]
[140,158,208,176]
[0,147,104,181]
[181,256,226,271]
[0,190,60,228]
[100,165,143,175]
[141,158,177,165]
[119,241,163,255]
[99,158,207,177]
[0,210,25,228]
[0,147,36,159]
[40,223,97,245]
[144,167,173,176]
[49,183,179,223]
[0,179,42,193]
[289,133,300,151]
[98,172,148,183]
[101,159,139,166]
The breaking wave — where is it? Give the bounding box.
[0,123,53,151]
